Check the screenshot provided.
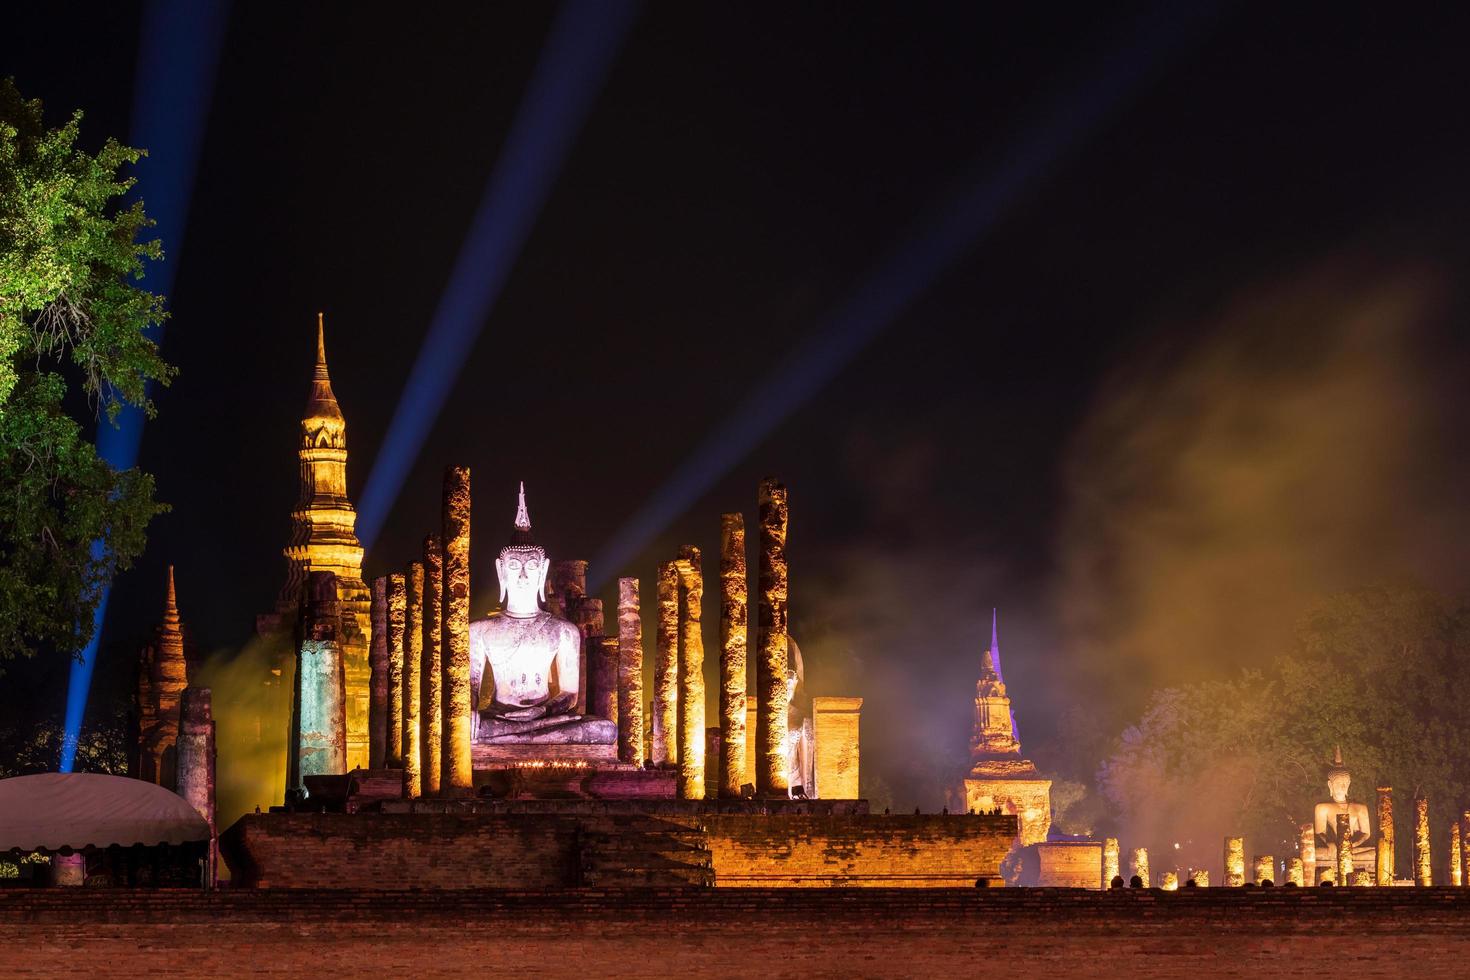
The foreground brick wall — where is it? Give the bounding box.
[221,813,579,888]
[222,811,1015,889]
[2,889,1469,978]
[705,814,1013,886]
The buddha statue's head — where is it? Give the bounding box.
[1326,745,1351,804]
[496,482,548,615]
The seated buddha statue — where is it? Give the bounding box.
[468,484,614,745]
[1312,746,1373,871]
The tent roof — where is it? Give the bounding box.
[0,773,209,851]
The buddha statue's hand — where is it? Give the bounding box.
[492,701,549,721]
[543,691,576,715]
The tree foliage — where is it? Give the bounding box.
[1099,585,1470,875]
[0,78,172,662]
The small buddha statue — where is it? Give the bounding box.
[468,484,614,745]
[784,638,815,798]
[1312,746,1373,871]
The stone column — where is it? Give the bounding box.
[442,465,473,795]
[652,560,679,766]
[573,597,604,718]
[1452,820,1463,887]
[1414,796,1432,886]
[386,573,406,769]
[1336,814,1354,884]
[719,513,747,798]
[616,578,644,767]
[1463,811,1470,889]
[403,562,424,799]
[1160,871,1178,891]
[369,577,388,769]
[552,559,589,713]
[1190,869,1209,887]
[677,546,706,800]
[1102,837,1120,886]
[176,686,216,886]
[1224,836,1245,886]
[1130,847,1149,887]
[1253,855,1274,885]
[1299,822,1316,887]
[1376,786,1394,886]
[422,534,443,796]
[589,635,619,724]
[1287,857,1304,887]
[756,478,789,795]
[295,571,348,788]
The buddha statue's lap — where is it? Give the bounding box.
[468,484,615,747]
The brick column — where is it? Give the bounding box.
[677,546,706,800]
[1414,796,1432,886]
[719,513,747,798]
[368,577,388,769]
[572,596,604,715]
[1189,869,1209,887]
[616,578,644,766]
[1224,836,1245,887]
[1130,847,1149,887]
[442,466,473,795]
[1376,787,1394,886]
[386,573,406,770]
[587,634,619,725]
[1253,855,1274,885]
[422,534,443,796]
[1102,837,1120,886]
[176,686,216,885]
[756,478,789,795]
[1287,857,1304,887]
[1299,822,1316,887]
[652,560,679,766]
[1336,814,1353,884]
[403,561,424,799]
[1452,820,1463,887]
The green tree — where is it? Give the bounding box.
[0,78,172,663]
[1098,585,1470,877]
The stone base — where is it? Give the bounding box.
[963,776,1053,846]
[472,741,618,764]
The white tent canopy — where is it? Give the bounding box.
[0,773,209,851]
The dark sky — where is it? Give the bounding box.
[7,3,1470,801]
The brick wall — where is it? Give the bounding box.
[705,814,1013,886]
[221,810,1015,889]
[3,889,1469,978]
[221,813,579,888]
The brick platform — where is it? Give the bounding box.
[220,809,1015,889]
[2,888,1468,977]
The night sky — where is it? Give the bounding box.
[7,3,1470,804]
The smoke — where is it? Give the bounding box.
[1053,260,1462,710]
[195,635,293,850]
[1049,257,1469,868]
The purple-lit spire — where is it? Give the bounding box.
[989,607,1005,684]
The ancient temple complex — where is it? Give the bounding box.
[961,611,1052,846]
[256,315,371,770]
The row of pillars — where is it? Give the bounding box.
[363,467,474,797]
[646,480,789,799]
[1100,788,1470,888]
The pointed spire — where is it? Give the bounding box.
[314,311,330,382]
[162,565,180,630]
[988,607,1005,684]
[514,480,531,531]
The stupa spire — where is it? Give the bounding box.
[314,311,332,382]
[162,565,180,630]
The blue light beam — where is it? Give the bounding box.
[61,0,229,772]
[356,0,641,550]
[589,4,1223,591]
